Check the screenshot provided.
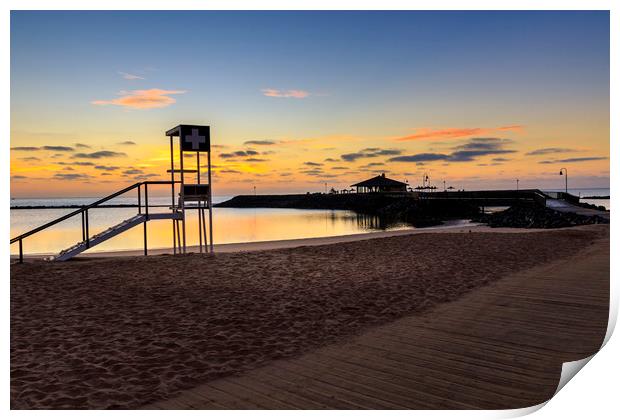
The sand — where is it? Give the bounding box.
[10,226,606,409]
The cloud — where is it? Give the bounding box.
[324,158,339,162]
[118,71,145,80]
[92,88,187,109]
[73,151,126,159]
[449,149,515,162]
[304,161,323,167]
[341,148,402,162]
[74,143,90,148]
[390,137,517,163]
[56,161,94,166]
[538,157,607,164]
[261,88,310,99]
[395,125,523,141]
[11,175,27,179]
[43,145,75,151]
[123,169,143,175]
[331,166,348,170]
[133,173,159,180]
[95,165,120,171]
[20,157,40,162]
[219,169,242,174]
[526,147,577,155]
[244,140,277,146]
[219,150,260,159]
[390,153,450,163]
[245,158,268,162]
[118,141,136,145]
[53,173,89,180]
[11,146,40,151]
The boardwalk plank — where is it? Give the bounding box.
[146,237,609,410]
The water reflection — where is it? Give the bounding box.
[10,207,413,255]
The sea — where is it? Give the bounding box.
[10,188,609,256]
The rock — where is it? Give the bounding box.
[472,203,609,229]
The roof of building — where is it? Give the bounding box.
[351,173,408,188]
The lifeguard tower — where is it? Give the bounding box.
[10,124,215,262]
[166,124,214,254]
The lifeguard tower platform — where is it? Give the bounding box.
[10,124,214,262]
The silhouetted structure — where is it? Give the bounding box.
[351,173,408,193]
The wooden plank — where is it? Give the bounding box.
[149,238,609,410]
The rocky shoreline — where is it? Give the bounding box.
[473,203,609,229]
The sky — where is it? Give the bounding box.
[10,11,610,197]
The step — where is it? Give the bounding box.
[53,214,147,261]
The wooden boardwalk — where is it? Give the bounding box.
[146,237,609,410]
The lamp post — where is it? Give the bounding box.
[516,179,519,191]
[443,180,446,191]
[559,168,568,193]
[253,186,256,196]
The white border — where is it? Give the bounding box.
[3,1,617,419]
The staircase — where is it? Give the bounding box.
[52,214,147,261]
[11,181,179,263]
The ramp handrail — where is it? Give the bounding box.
[10,180,177,262]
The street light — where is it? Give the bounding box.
[559,168,568,193]
[516,179,519,191]
[443,180,446,191]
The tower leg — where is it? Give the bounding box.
[198,202,203,253]
[172,219,176,255]
[202,207,208,254]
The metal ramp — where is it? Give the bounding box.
[53,214,147,261]
[52,213,181,261]
[11,180,182,263]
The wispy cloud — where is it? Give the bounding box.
[244,140,277,146]
[74,143,90,149]
[118,141,136,145]
[95,165,120,171]
[73,151,126,159]
[118,71,145,80]
[12,145,75,152]
[390,138,517,163]
[526,147,577,155]
[123,169,143,175]
[395,125,523,141]
[219,150,259,159]
[53,173,89,180]
[11,146,40,151]
[56,161,94,166]
[341,148,402,162]
[92,88,187,109]
[261,88,310,99]
[538,157,607,164]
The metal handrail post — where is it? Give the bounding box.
[144,183,149,219]
[81,210,85,242]
[85,209,90,248]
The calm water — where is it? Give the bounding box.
[10,195,414,255]
[10,188,609,255]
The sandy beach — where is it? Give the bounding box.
[10,225,608,409]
